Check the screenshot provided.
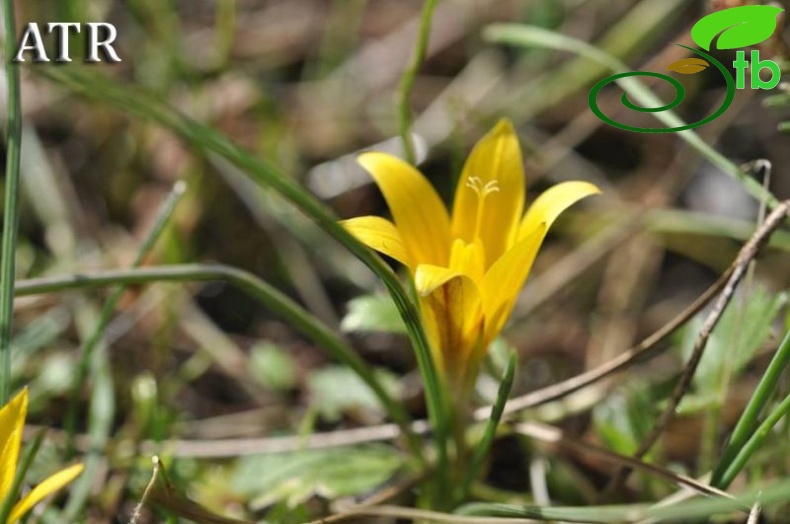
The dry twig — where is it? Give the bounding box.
[609,200,790,490]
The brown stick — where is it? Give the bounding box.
[608,200,790,490]
[475,265,732,420]
[513,422,737,503]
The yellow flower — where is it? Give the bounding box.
[1,388,84,523]
[342,119,600,389]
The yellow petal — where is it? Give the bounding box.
[415,264,463,374]
[448,238,485,286]
[482,224,546,344]
[9,463,84,523]
[517,181,600,240]
[0,388,28,499]
[418,271,483,382]
[451,119,524,268]
[358,152,451,267]
[414,264,460,297]
[340,216,412,268]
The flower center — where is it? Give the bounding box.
[465,176,499,241]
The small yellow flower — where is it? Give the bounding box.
[1,388,84,523]
[342,119,600,389]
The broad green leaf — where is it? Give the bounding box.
[144,458,252,524]
[691,5,784,51]
[675,286,787,415]
[250,342,297,391]
[593,387,655,456]
[683,286,787,394]
[231,446,404,509]
[341,294,407,334]
[308,365,400,422]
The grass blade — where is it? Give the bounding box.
[38,65,447,474]
[63,181,187,453]
[14,263,423,460]
[0,0,23,405]
[61,182,184,518]
[461,351,516,498]
[62,325,114,521]
[714,330,790,488]
[397,0,437,163]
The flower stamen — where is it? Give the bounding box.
[465,176,500,196]
[466,176,500,241]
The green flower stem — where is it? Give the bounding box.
[713,330,790,488]
[0,0,22,405]
[15,263,424,462]
[39,66,446,474]
[64,181,186,454]
[397,0,437,164]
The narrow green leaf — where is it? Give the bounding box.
[232,446,404,510]
[0,0,23,405]
[64,181,187,454]
[718,385,790,489]
[714,330,790,488]
[397,0,437,163]
[456,476,790,521]
[14,263,422,460]
[461,351,517,498]
[39,64,445,473]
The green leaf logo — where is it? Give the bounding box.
[691,5,784,51]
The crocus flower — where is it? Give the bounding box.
[0,388,84,523]
[342,119,600,391]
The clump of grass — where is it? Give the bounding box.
[3,0,790,522]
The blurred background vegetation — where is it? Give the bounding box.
[3,0,790,522]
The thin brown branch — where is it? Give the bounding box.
[306,504,537,524]
[609,200,790,490]
[305,473,425,524]
[147,421,430,458]
[513,422,737,503]
[476,265,732,420]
